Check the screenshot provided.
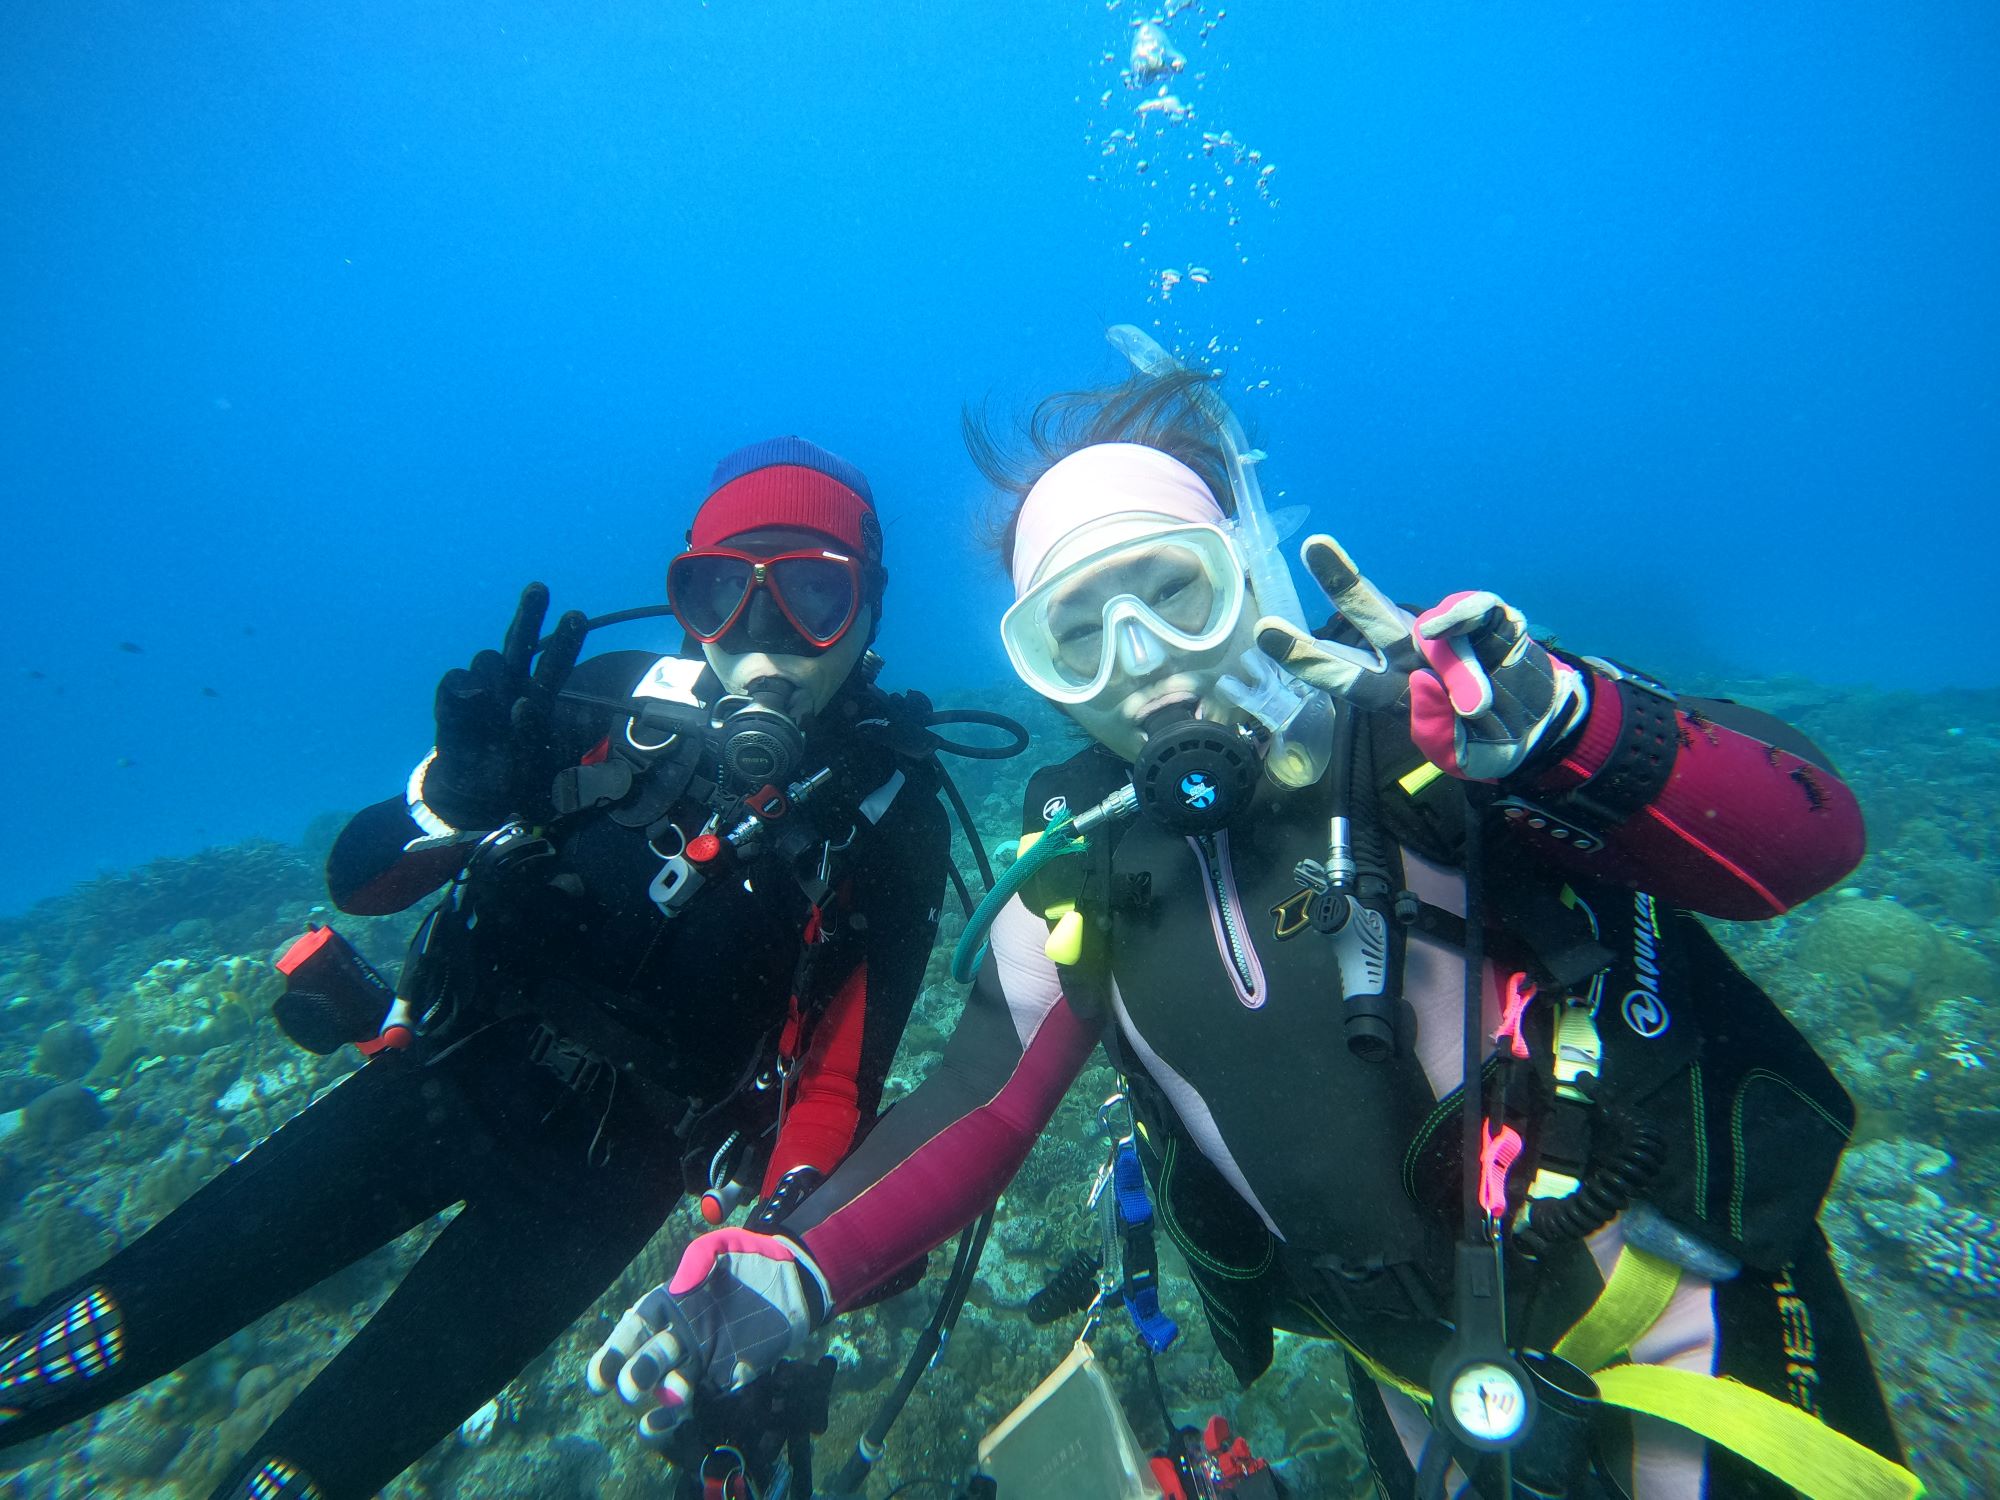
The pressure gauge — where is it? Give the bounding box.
[1444,1358,1533,1448]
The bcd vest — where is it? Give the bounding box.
[1016,707,1854,1392]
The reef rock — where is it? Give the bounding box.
[31,1020,98,1082]
[1842,1138,2000,1305]
[21,1081,109,1148]
[8,1190,116,1303]
[1796,895,1993,1012]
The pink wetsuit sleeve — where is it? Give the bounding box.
[789,897,1100,1309]
[1521,673,1865,919]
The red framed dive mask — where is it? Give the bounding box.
[667,546,864,653]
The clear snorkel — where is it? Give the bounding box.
[1104,325,1334,789]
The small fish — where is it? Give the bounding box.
[115,756,136,769]
[118,641,144,654]
[201,686,221,698]
[25,669,45,680]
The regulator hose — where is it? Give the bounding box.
[949,809,1088,983]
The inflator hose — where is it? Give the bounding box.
[950,810,1087,984]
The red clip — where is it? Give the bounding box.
[1478,1120,1525,1219]
[357,1025,412,1057]
[1148,1456,1190,1500]
[1203,1415,1234,1456]
[1493,971,1536,1061]
[1204,1414,1268,1479]
[274,924,333,976]
[747,783,788,820]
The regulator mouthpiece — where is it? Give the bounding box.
[718,690,806,788]
[1131,708,1259,836]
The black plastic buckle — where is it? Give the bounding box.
[527,1025,607,1095]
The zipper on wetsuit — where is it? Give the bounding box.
[1194,832,1261,1002]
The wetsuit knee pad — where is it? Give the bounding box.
[0,1285,125,1421]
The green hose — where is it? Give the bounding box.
[950,810,1087,983]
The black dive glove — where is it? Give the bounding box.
[424,583,588,830]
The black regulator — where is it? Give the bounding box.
[1130,709,1261,837]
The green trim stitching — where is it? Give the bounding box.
[1155,1138,1275,1281]
[1737,1066,1852,1139]
[1689,1061,1710,1222]
[1194,1282,1245,1336]
[1730,1068,1852,1244]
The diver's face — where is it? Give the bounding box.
[1040,545,1257,762]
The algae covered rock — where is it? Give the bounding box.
[1799,897,1940,979]
[32,1019,98,1081]
[21,1081,109,1148]
[1795,895,1994,1012]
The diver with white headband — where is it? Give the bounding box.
[591,338,1909,1500]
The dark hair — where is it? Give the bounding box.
[963,370,1233,576]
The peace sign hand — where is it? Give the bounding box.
[1406,591,1590,781]
[1254,534,1422,713]
[424,583,589,830]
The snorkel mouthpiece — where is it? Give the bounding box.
[1131,707,1259,836]
[1217,648,1335,791]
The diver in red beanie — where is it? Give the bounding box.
[0,438,970,1499]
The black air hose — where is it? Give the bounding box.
[1515,1106,1667,1259]
[1026,1248,1105,1326]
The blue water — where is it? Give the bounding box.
[2,0,1995,914]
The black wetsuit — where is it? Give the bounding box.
[784,672,1905,1497]
[0,650,948,1500]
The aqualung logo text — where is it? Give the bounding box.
[1620,891,1670,1038]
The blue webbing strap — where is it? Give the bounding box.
[1113,1144,1179,1352]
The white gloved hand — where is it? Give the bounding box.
[1254,533,1422,712]
[585,1228,828,1447]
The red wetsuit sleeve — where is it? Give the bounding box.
[785,897,1100,1310]
[1518,672,1865,919]
[764,962,871,1193]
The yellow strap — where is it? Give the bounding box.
[1552,1001,1602,1096]
[1553,1246,1682,1373]
[1595,1365,1925,1500]
[1398,761,1445,795]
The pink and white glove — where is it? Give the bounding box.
[1256,536,1588,782]
[584,1227,829,1448]
[1408,591,1589,781]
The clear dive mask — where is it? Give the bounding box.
[1000,521,1248,705]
